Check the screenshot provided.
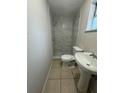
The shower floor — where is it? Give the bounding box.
[43,59,81,93]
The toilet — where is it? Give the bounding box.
[61,46,83,67]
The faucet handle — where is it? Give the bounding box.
[89,53,97,59]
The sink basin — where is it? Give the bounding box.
[75,52,97,93]
[75,52,97,74]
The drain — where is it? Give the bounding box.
[87,63,90,66]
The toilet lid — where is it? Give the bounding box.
[61,54,74,61]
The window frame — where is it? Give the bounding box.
[86,0,97,32]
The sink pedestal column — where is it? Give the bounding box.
[78,68,91,93]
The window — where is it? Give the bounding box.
[86,0,97,31]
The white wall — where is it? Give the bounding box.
[48,0,84,16]
[27,0,53,93]
[76,0,97,54]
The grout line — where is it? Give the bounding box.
[52,60,80,93]
[71,68,74,79]
[41,61,53,93]
[61,77,74,79]
[49,78,77,80]
[60,60,62,93]
[49,78,61,80]
[60,79,61,93]
[71,68,80,93]
[61,78,77,80]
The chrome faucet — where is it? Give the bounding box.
[89,53,97,59]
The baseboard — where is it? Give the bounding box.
[41,62,53,93]
[52,56,61,59]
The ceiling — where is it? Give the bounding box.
[48,0,84,16]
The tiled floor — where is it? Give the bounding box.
[43,59,80,93]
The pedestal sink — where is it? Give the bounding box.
[75,52,97,93]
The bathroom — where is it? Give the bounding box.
[28,0,97,93]
[1,0,124,93]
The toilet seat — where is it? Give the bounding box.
[61,54,74,62]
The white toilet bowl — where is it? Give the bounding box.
[61,54,74,62]
[61,46,83,67]
[61,54,75,67]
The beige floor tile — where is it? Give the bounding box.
[52,62,61,68]
[61,69,73,79]
[61,79,78,93]
[74,79,79,87]
[53,59,61,64]
[61,64,74,79]
[62,65,69,70]
[51,59,62,68]
[49,68,61,79]
[44,80,60,93]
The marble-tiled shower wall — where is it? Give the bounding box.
[52,16,75,57]
[73,14,80,46]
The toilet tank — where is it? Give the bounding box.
[73,46,84,54]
